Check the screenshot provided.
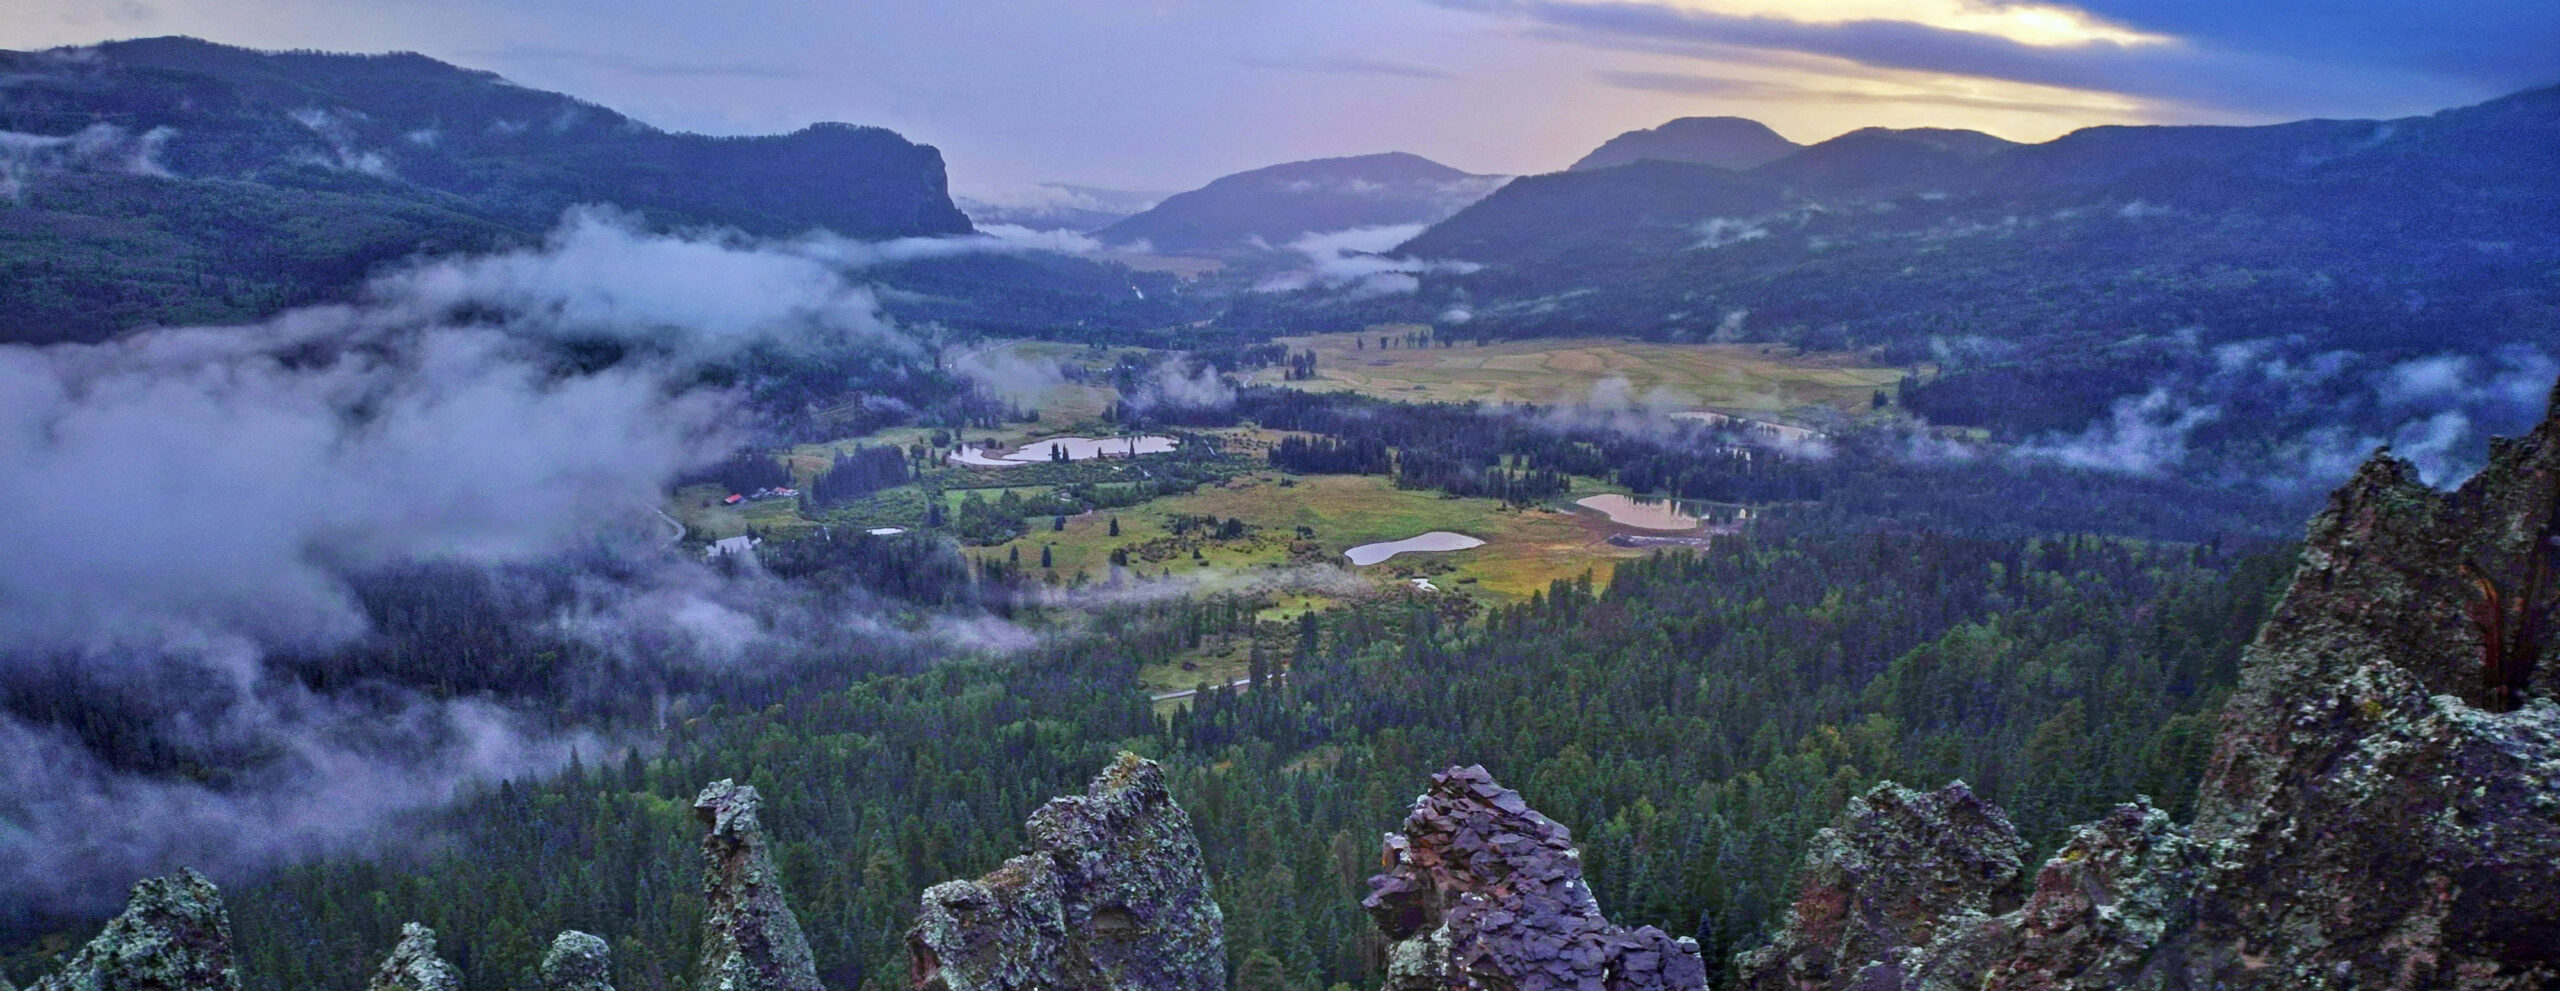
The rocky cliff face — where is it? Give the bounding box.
[906,753,1225,991]
[1739,384,2560,990]
[27,870,241,991]
[1732,782,2028,990]
[695,780,825,991]
[1364,765,1708,991]
[367,924,462,991]
[542,932,616,991]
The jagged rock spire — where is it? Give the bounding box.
[1734,781,2026,991]
[693,780,823,991]
[1742,379,2560,990]
[2177,380,2560,986]
[542,932,615,991]
[29,870,241,991]
[1364,765,1707,991]
[907,753,1225,991]
[367,924,461,991]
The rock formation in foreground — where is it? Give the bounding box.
[1732,782,2029,989]
[367,924,462,991]
[695,780,825,991]
[1739,383,2560,990]
[907,753,1226,991]
[27,870,242,991]
[542,931,616,991]
[1364,765,1708,991]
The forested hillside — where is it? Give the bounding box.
[1231,84,2560,472]
[0,37,973,342]
[177,524,2286,991]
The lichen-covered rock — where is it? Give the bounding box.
[367,924,461,991]
[1733,781,2027,991]
[542,932,614,991]
[906,753,1225,991]
[28,870,242,991]
[1975,799,2205,990]
[694,780,823,991]
[1363,765,1707,991]
[1740,381,2560,991]
[2170,386,2560,989]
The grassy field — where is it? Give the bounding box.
[669,485,820,542]
[982,472,1641,604]
[1250,330,1908,419]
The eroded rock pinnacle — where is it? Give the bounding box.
[907,753,1226,991]
[1364,764,1708,991]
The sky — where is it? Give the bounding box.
[5,0,2553,200]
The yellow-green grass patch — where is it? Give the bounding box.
[1248,331,1907,420]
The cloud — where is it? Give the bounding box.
[2016,387,2220,475]
[2009,339,2556,487]
[1244,53,1461,80]
[0,326,733,656]
[1256,224,1484,297]
[1593,69,2130,116]
[1438,0,2504,118]
[0,690,607,919]
[952,348,1068,404]
[1694,216,1770,248]
[368,207,1108,353]
[1121,360,1239,413]
[0,122,174,201]
[0,209,1077,917]
[971,223,1108,255]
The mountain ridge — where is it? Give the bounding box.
[1094,151,1507,256]
[1569,115,1802,172]
[0,36,974,343]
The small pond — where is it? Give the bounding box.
[1345,531,1486,566]
[950,435,1177,466]
[1576,494,1750,531]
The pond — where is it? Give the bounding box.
[1575,494,1751,531]
[1344,531,1486,566]
[949,435,1177,466]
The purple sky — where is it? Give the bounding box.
[6,0,2552,202]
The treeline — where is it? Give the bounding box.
[1242,387,2298,540]
[678,452,792,495]
[809,447,910,507]
[162,524,2289,991]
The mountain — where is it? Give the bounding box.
[1092,152,1507,256]
[0,37,974,344]
[1569,116,1801,172]
[1754,126,2015,194]
[1312,84,2560,445]
[1397,159,1781,264]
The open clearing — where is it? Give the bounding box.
[979,472,1641,603]
[1250,330,1906,418]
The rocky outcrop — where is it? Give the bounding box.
[28,870,242,991]
[1740,382,2560,990]
[1363,765,1708,991]
[367,924,461,991]
[1733,782,2027,991]
[2172,388,2560,988]
[542,932,615,991]
[1977,800,2204,990]
[906,753,1225,991]
[694,780,824,991]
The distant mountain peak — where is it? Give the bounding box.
[1095,151,1507,255]
[1571,116,1801,172]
